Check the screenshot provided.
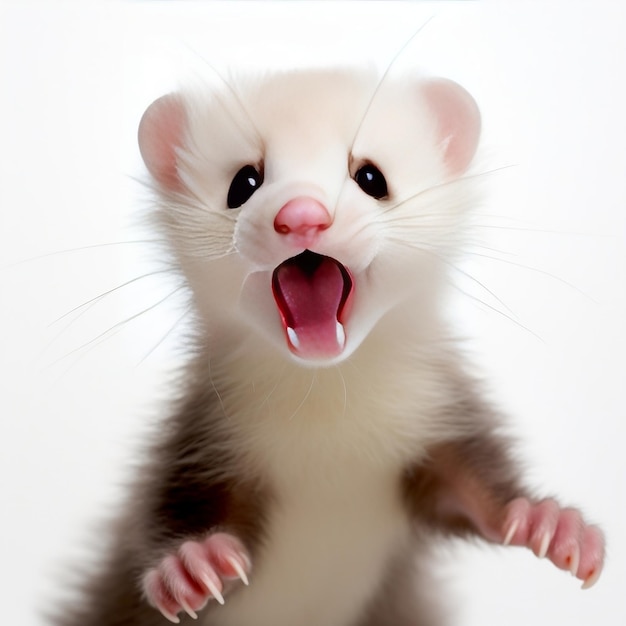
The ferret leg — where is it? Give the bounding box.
[404,436,605,587]
[142,532,251,623]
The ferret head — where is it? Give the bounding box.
[138,68,481,366]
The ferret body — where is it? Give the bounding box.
[56,67,604,626]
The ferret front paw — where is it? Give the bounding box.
[502,497,605,588]
[142,532,251,623]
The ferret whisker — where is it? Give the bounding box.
[382,212,459,228]
[198,244,238,262]
[443,260,518,317]
[471,222,602,237]
[346,214,380,242]
[50,269,176,327]
[41,299,104,361]
[256,362,289,415]
[333,365,348,422]
[207,348,229,422]
[451,282,545,343]
[384,235,437,259]
[466,242,517,257]
[288,372,317,422]
[330,172,352,222]
[386,236,539,336]
[193,202,238,222]
[138,304,193,365]
[464,250,596,302]
[349,16,435,153]
[383,190,441,216]
[381,166,514,216]
[50,284,187,367]
[187,46,265,149]
[4,239,162,269]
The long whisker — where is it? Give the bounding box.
[183,43,264,148]
[387,236,517,316]
[207,348,229,421]
[333,365,348,422]
[256,361,289,415]
[50,284,187,367]
[464,250,596,302]
[349,16,435,152]
[445,261,518,317]
[385,236,543,341]
[138,304,193,364]
[471,223,604,237]
[4,240,162,269]
[466,242,517,257]
[49,269,176,326]
[451,282,545,343]
[288,373,317,422]
[381,165,515,216]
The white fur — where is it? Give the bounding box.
[161,69,478,365]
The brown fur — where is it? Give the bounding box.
[53,352,527,626]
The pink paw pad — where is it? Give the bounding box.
[502,497,605,588]
[142,532,251,623]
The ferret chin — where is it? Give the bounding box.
[53,66,604,626]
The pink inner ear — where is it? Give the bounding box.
[138,94,186,190]
[420,78,481,176]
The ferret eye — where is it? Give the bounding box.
[227,165,263,208]
[354,164,388,199]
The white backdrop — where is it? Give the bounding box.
[1,1,624,624]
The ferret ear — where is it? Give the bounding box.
[138,94,186,190]
[420,78,481,176]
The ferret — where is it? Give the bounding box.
[55,66,605,626]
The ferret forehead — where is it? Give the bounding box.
[238,67,378,141]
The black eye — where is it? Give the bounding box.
[227,165,263,208]
[354,163,388,199]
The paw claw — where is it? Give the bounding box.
[567,545,580,577]
[162,610,181,624]
[537,530,551,559]
[179,599,198,620]
[200,573,225,606]
[581,566,602,590]
[501,498,604,587]
[142,532,251,620]
[226,555,250,586]
[503,518,519,546]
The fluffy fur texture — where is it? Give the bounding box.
[54,67,604,626]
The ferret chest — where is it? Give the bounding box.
[210,439,411,626]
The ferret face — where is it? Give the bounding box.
[138,68,481,365]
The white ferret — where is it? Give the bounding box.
[55,66,604,626]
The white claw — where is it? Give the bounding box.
[503,519,519,546]
[581,567,602,590]
[226,556,249,586]
[161,609,181,624]
[200,574,225,606]
[538,531,551,559]
[179,599,198,620]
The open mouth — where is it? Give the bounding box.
[272,250,354,359]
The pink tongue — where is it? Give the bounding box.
[273,256,347,358]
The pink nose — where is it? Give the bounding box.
[274,197,331,247]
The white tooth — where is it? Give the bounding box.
[287,327,300,349]
[336,322,346,348]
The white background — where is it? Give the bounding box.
[1,1,625,624]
